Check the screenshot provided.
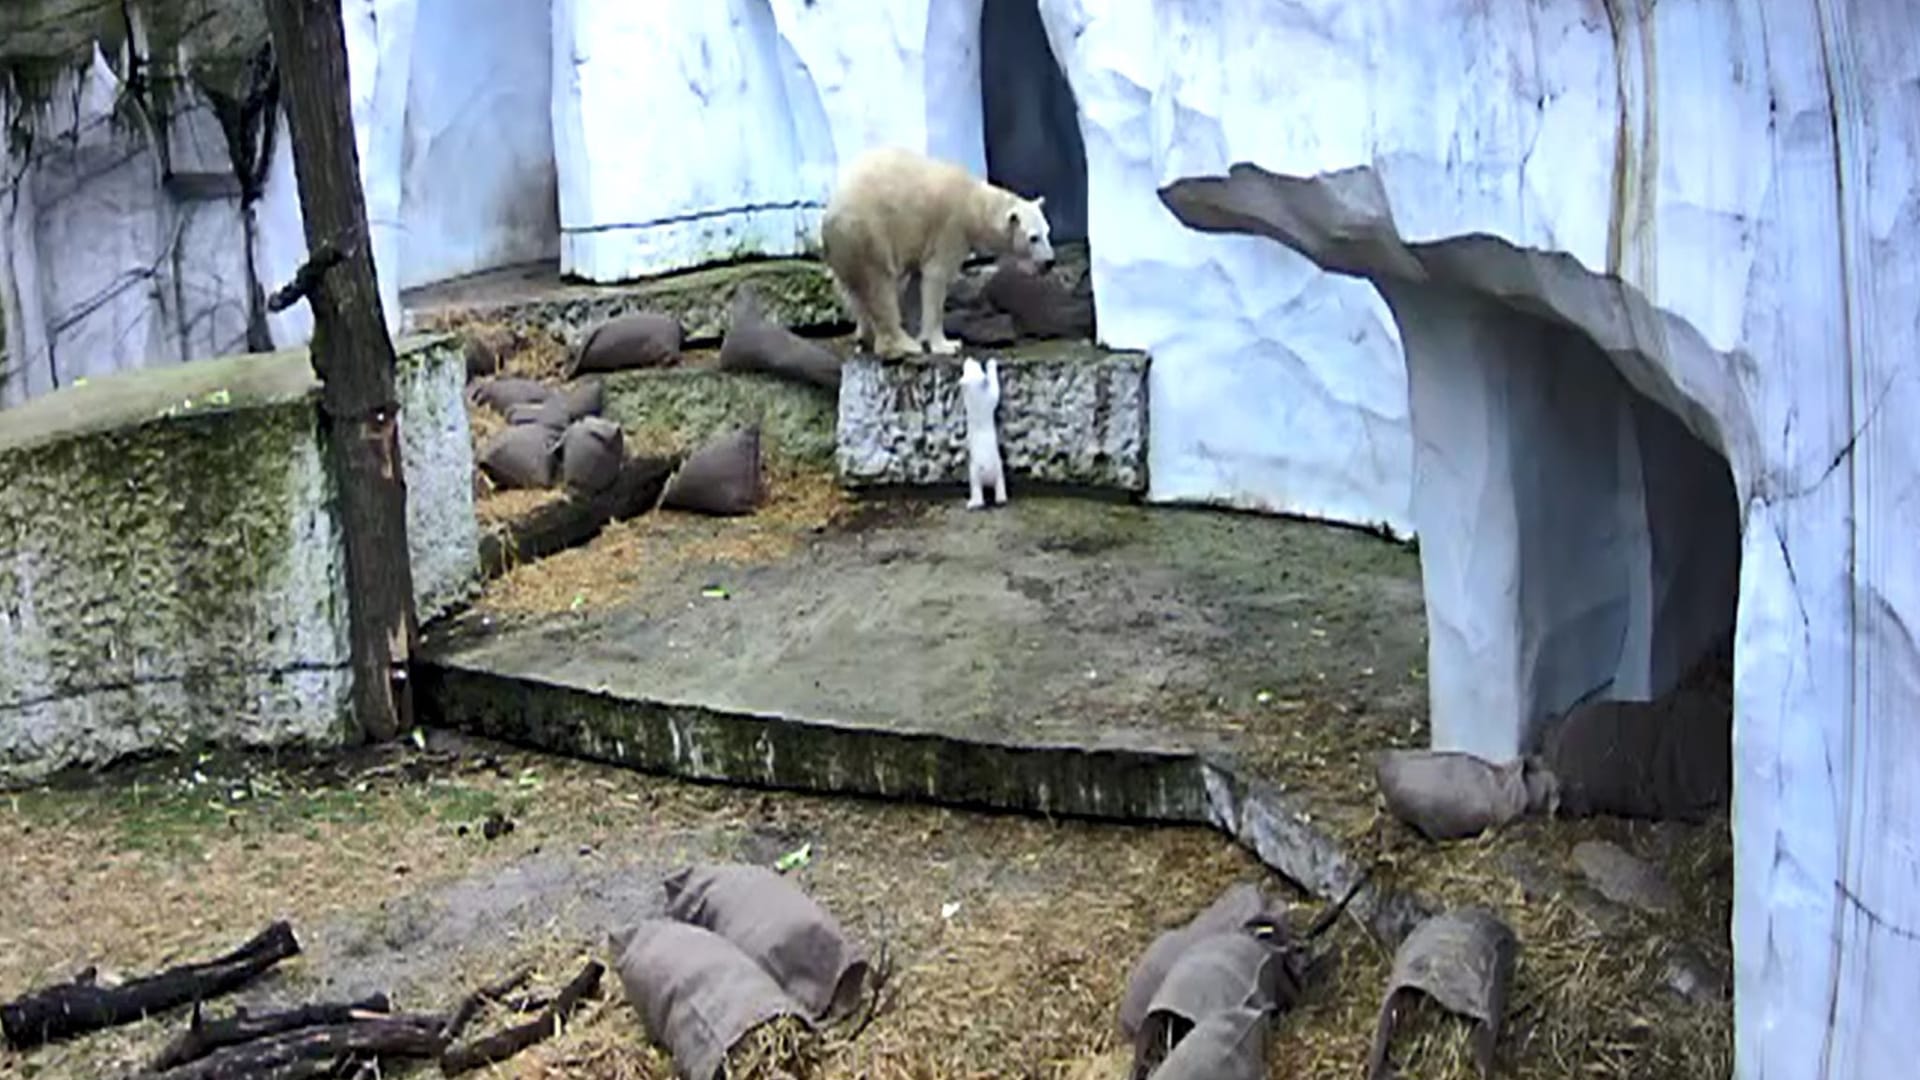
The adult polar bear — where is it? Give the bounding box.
[820,147,1055,359]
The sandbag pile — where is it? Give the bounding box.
[470,376,629,497]
[610,863,871,1080]
[1117,883,1301,1080]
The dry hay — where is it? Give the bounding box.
[474,461,854,621]
[0,742,1271,1080]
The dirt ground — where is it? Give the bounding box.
[0,733,1732,1080]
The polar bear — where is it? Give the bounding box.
[820,146,1054,360]
[958,357,1007,509]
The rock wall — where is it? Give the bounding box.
[837,343,1148,492]
[1031,0,1416,535]
[0,0,560,408]
[1137,1,1919,1076]
[0,335,475,787]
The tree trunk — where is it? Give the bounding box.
[261,0,418,743]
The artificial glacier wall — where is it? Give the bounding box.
[1121,1,1916,1077]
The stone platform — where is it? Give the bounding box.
[403,258,845,346]
[837,341,1149,493]
[418,495,1434,939]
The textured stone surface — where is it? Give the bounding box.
[0,335,475,785]
[1127,2,1920,1075]
[603,367,839,471]
[836,341,1147,492]
[408,260,846,349]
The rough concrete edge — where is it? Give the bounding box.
[414,261,845,348]
[417,660,1433,946]
[833,350,1153,494]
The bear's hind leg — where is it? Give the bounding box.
[918,261,960,356]
[862,273,920,360]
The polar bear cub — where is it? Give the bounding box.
[958,357,1007,509]
[821,146,1054,360]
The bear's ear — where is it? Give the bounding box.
[1033,195,1046,209]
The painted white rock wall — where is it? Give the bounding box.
[1130,1,1918,1077]
[0,48,259,409]
[551,0,837,282]
[397,0,559,290]
[1034,0,1416,535]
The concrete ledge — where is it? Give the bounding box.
[416,660,1423,944]
[0,335,477,786]
[835,341,1149,493]
[406,259,846,347]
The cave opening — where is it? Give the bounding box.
[979,0,1089,247]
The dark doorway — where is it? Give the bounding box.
[980,0,1088,243]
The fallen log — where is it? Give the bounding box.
[477,455,676,578]
[440,966,533,1041]
[148,994,392,1072]
[1,921,301,1051]
[142,1016,445,1080]
[439,960,604,1076]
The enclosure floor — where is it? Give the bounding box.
[424,495,1428,825]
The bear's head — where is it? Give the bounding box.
[1002,195,1055,272]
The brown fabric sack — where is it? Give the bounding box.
[610,918,811,1080]
[718,286,842,391]
[562,377,607,419]
[560,417,626,496]
[570,311,683,376]
[462,327,515,379]
[1542,686,1731,822]
[1375,749,1559,842]
[661,863,870,1021]
[660,427,764,516]
[506,397,572,430]
[1132,932,1284,1078]
[476,423,560,490]
[1118,883,1278,1039]
[985,258,1095,339]
[1145,1005,1269,1080]
[1366,908,1518,1080]
[468,375,554,414]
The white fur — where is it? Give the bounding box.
[821,147,1054,360]
[959,358,1007,509]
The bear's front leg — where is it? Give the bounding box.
[918,264,961,356]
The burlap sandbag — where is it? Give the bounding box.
[468,375,554,414]
[560,417,626,496]
[1542,686,1731,822]
[719,285,842,391]
[569,311,683,376]
[1119,883,1279,1039]
[462,326,516,378]
[1366,908,1518,1080]
[662,863,870,1021]
[610,919,812,1080]
[506,397,572,430]
[659,427,764,516]
[984,258,1095,340]
[1375,749,1559,842]
[1145,1005,1269,1080]
[476,423,560,490]
[1132,932,1284,1079]
[562,377,607,419]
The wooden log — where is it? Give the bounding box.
[439,967,532,1042]
[438,961,604,1076]
[477,455,676,579]
[0,922,300,1051]
[148,993,391,1072]
[262,0,420,743]
[142,1017,445,1080]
